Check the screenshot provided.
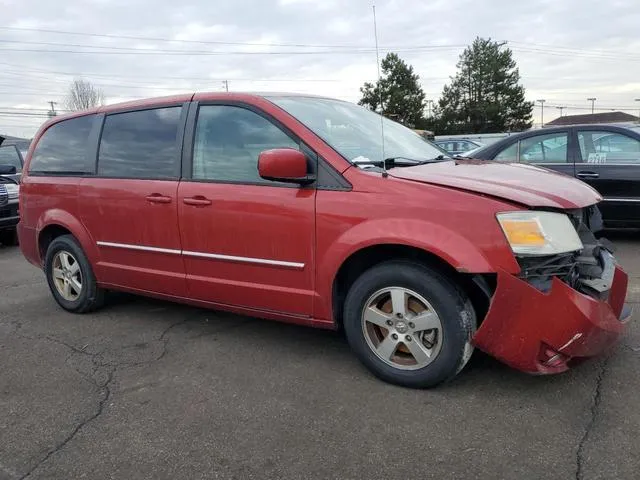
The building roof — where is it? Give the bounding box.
[546,111,639,126]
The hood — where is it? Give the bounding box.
[389,159,601,209]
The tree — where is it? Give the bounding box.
[436,38,533,134]
[359,53,426,128]
[64,79,105,111]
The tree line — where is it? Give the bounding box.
[359,37,534,135]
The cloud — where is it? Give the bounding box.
[1,0,639,137]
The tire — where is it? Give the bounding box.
[343,260,476,388]
[44,234,105,313]
[0,228,18,246]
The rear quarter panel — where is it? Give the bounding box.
[19,176,98,266]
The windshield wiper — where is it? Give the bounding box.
[352,155,449,169]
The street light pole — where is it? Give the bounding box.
[556,106,565,117]
[587,97,597,114]
[537,99,546,126]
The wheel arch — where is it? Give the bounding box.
[330,243,495,330]
[36,209,98,266]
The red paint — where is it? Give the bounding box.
[18,92,629,376]
[258,148,308,180]
[390,159,602,209]
[78,178,187,297]
[472,269,630,374]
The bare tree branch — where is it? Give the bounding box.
[64,79,105,111]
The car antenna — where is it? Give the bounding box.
[372,5,388,178]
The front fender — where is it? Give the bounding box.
[36,209,99,264]
[315,217,519,320]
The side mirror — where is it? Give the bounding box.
[258,148,314,185]
[0,165,17,175]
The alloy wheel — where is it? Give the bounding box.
[52,250,83,302]
[361,287,443,370]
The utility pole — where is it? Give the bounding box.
[635,98,640,123]
[222,80,229,92]
[556,106,565,117]
[537,99,546,126]
[47,101,58,118]
[587,97,597,114]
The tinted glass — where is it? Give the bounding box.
[29,115,94,174]
[193,105,299,182]
[98,107,181,179]
[494,142,519,161]
[0,146,22,172]
[519,132,568,163]
[578,130,640,164]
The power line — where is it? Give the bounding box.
[0,25,467,51]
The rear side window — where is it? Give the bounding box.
[98,107,182,179]
[578,130,640,164]
[29,115,94,174]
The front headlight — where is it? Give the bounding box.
[497,211,583,256]
[5,183,19,202]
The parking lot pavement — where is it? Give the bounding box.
[1,235,638,480]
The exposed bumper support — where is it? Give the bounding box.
[472,266,631,374]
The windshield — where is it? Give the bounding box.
[269,96,447,164]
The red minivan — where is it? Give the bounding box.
[18,93,631,388]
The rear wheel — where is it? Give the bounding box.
[343,260,476,388]
[44,235,104,313]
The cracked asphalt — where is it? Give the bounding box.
[1,233,639,480]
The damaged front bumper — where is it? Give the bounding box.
[472,255,631,374]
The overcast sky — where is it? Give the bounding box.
[1,0,639,138]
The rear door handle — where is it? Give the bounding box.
[183,196,212,207]
[145,194,172,204]
[577,171,599,179]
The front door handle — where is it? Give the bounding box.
[183,196,212,207]
[577,171,599,179]
[145,194,172,204]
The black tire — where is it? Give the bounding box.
[44,234,105,313]
[343,260,476,388]
[0,228,18,246]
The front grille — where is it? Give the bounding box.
[0,185,7,207]
[518,253,578,287]
[0,204,18,219]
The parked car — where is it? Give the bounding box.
[0,166,19,245]
[464,125,640,228]
[19,93,630,388]
[434,139,484,156]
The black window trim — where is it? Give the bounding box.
[182,100,351,191]
[93,102,188,181]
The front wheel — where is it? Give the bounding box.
[343,261,476,388]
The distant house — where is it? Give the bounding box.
[545,111,639,127]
